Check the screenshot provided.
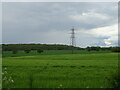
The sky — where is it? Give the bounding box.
[2,2,118,47]
[1,0,119,2]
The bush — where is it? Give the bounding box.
[108,71,120,88]
[24,49,31,54]
[37,49,43,53]
[86,46,101,51]
[111,47,120,52]
[86,47,91,51]
[12,49,18,54]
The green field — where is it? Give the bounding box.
[2,50,118,88]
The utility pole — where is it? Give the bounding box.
[71,27,75,54]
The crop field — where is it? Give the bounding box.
[2,50,118,88]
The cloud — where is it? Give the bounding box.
[69,11,114,29]
[70,12,110,22]
[2,2,118,47]
[77,24,118,47]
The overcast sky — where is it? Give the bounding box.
[2,2,118,47]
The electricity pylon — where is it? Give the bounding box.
[70,27,75,54]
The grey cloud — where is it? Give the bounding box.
[2,2,118,47]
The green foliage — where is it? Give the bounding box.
[2,67,14,88]
[86,46,101,51]
[2,53,118,88]
[107,71,120,88]
[37,49,43,53]
[12,49,18,54]
[1,43,118,88]
[86,46,91,51]
[24,49,31,54]
[2,44,80,51]
[2,50,112,58]
[2,44,119,53]
[111,47,120,52]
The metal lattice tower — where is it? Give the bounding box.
[70,27,75,54]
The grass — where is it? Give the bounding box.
[2,50,112,57]
[2,50,118,88]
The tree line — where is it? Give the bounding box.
[2,44,79,51]
[1,44,120,54]
[85,46,120,52]
[2,44,79,54]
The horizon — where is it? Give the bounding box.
[1,43,119,48]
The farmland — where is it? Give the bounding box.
[2,50,118,88]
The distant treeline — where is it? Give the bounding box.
[2,44,79,51]
[1,44,120,52]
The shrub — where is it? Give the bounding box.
[110,72,120,88]
[37,49,43,53]
[86,47,91,51]
[24,49,31,54]
[12,49,18,54]
[111,47,120,52]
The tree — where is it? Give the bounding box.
[24,49,31,54]
[86,46,91,51]
[12,49,18,54]
[86,46,101,51]
[91,46,100,51]
[111,47,120,52]
[37,49,43,53]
